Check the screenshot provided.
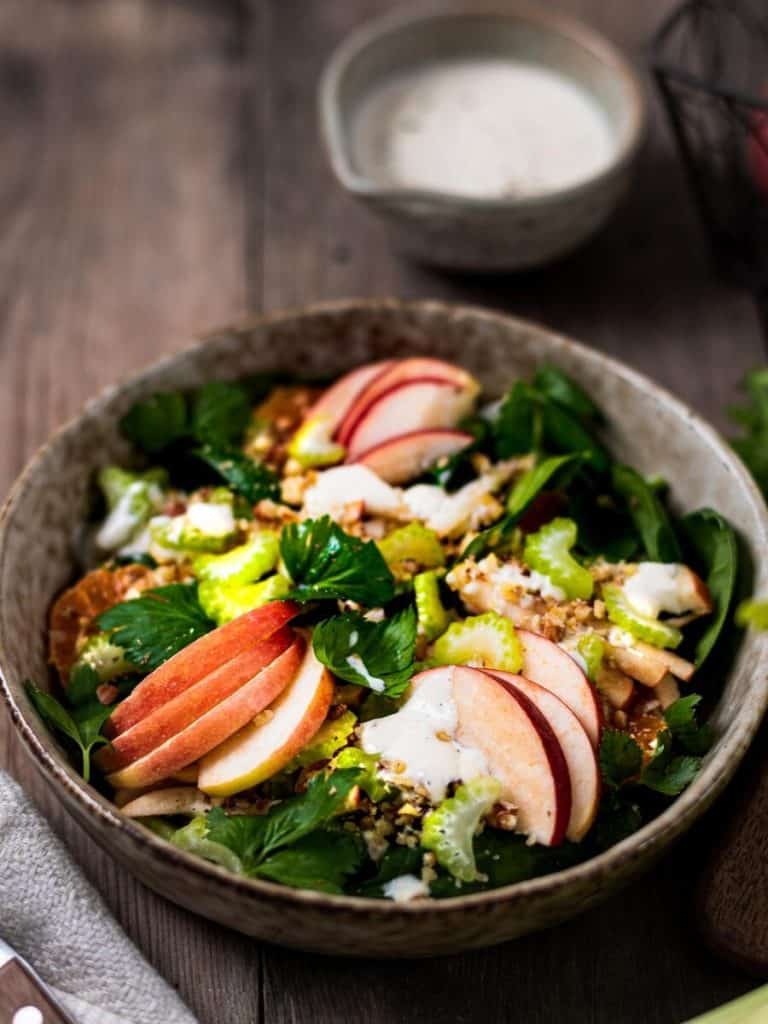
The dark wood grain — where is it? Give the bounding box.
[0,1,765,1023]
[0,959,76,1023]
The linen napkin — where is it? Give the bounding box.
[0,770,198,1024]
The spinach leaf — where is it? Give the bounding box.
[567,480,641,562]
[205,768,361,875]
[280,516,395,606]
[679,508,738,667]
[98,584,214,673]
[25,683,111,782]
[120,392,189,454]
[190,381,252,447]
[195,444,280,503]
[255,829,365,893]
[312,606,417,698]
[533,365,604,424]
[540,400,609,473]
[611,463,681,562]
[493,381,541,458]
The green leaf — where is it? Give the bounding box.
[533,365,604,424]
[280,516,395,606]
[353,844,424,897]
[729,368,768,495]
[190,381,252,447]
[25,683,111,782]
[663,694,714,756]
[640,730,702,796]
[205,768,362,874]
[591,791,643,851]
[540,400,609,473]
[119,392,189,454]
[737,598,768,630]
[97,583,214,673]
[312,606,417,698]
[611,463,681,562]
[332,747,391,801]
[599,729,643,788]
[506,453,582,519]
[254,829,365,893]
[492,381,540,458]
[195,444,279,503]
[679,509,738,667]
[66,663,102,707]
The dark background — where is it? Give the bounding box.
[0,2,765,1022]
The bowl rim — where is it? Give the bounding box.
[2,296,767,917]
[318,2,648,209]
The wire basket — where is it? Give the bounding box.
[650,0,768,292]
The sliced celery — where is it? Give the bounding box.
[193,532,279,585]
[603,583,682,650]
[421,776,501,882]
[332,747,390,801]
[414,570,449,641]
[524,517,593,600]
[431,611,522,673]
[577,633,605,682]
[287,416,346,468]
[288,710,358,769]
[377,523,445,573]
[74,632,134,684]
[199,573,290,625]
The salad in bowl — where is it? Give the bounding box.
[32,355,737,901]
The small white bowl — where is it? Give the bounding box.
[320,5,647,271]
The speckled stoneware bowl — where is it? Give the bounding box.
[320,5,646,270]
[1,300,767,958]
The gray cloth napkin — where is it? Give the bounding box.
[0,770,198,1024]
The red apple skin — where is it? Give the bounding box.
[96,626,294,773]
[337,357,479,447]
[354,429,474,485]
[486,670,601,842]
[447,666,571,847]
[518,629,602,748]
[106,636,305,790]
[108,600,299,736]
[345,378,470,461]
[307,360,394,435]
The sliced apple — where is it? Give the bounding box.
[198,642,334,796]
[345,379,477,462]
[655,673,681,710]
[596,664,635,711]
[96,626,294,773]
[106,636,304,790]
[355,429,474,485]
[108,600,299,736]
[308,360,395,435]
[438,665,571,846]
[486,670,600,842]
[518,629,602,747]
[337,357,479,447]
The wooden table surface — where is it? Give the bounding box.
[1,2,766,1021]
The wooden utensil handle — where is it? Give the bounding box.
[0,958,76,1024]
[697,717,768,977]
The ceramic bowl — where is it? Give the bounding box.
[319,5,646,271]
[1,299,767,958]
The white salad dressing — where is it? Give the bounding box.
[358,671,487,801]
[382,874,430,903]
[346,654,386,693]
[352,59,615,199]
[623,562,701,619]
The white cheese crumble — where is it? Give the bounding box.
[358,669,487,801]
[185,501,235,537]
[493,561,567,602]
[303,465,404,519]
[623,562,702,619]
[382,874,429,903]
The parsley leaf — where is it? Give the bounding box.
[255,829,365,893]
[312,606,417,698]
[25,683,111,782]
[120,392,189,454]
[195,444,279,503]
[97,584,214,673]
[611,463,681,562]
[639,730,702,796]
[663,694,713,756]
[599,729,643,788]
[280,516,395,606]
[205,768,361,876]
[190,381,252,447]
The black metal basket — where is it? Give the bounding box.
[650,0,768,293]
